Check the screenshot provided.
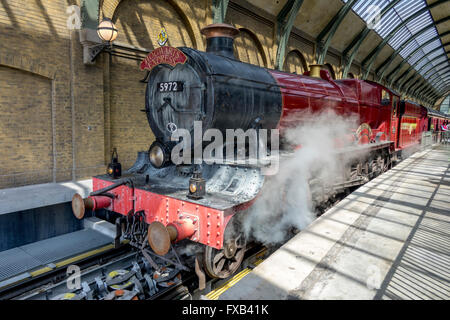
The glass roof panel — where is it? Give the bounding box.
[418,59,432,74]
[342,0,448,94]
[409,50,425,65]
[399,41,418,57]
[429,51,445,62]
[415,28,437,44]
[389,26,411,49]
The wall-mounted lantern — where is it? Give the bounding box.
[97,18,118,42]
[81,16,148,66]
[89,18,119,62]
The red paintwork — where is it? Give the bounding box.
[93,177,230,250]
[392,101,428,150]
[430,116,447,131]
[89,196,112,211]
[91,66,447,252]
[168,219,196,242]
[397,101,419,149]
[429,114,449,142]
[268,70,394,147]
[92,69,405,251]
[140,46,187,71]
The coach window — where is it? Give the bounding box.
[392,96,399,116]
[381,89,390,106]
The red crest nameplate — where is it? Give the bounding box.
[140,46,187,71]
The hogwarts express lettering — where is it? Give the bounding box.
[140,46,187,71]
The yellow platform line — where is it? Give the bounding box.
[27,243,115,279]
[0,243,118,290]
[18,241,129,284]
[205,258,264,300]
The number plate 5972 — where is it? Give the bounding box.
[157,81,183,92]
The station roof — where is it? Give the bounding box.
[245,0,449,108]
[343,0,449,104]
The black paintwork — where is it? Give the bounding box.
[144,47,283,144]
[97,155,265,211]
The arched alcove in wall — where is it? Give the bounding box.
[112,0,196,51]
[233,28,267,67]
[348,72,355,79]
[283,50,308,74]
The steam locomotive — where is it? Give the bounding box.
[72,23,449,280]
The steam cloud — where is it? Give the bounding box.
[242,110,361,245]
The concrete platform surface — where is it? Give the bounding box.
[220,145,450,300]
[0,226,114,288]
[0,179,92,215]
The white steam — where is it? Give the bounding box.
[176,242,203,256]
[242,110,360,245]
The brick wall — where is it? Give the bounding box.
[0,0,365,189]
[0,66,53,187]
[284,50,308,74]
[108,0,205,169]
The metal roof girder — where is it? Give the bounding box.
[316,0,358,64]
[386,34,450,86]
[376,17,450,82]
[341,0,402,78]
[360,0,448,79]
[275,0,305,70]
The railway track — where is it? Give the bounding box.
[1,148,411,301]
[1,242,268,300]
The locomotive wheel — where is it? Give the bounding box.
[203,234,246,279]
[363,161,370,176]
[376,155,384,174]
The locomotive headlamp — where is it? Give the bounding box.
[97,18,118,42]
[188,171,206,199]
[149,141,170,168]
[107,148,121,179]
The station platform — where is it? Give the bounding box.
[0,179,94,251]
[0,179,92,215]
[219,145,450,300]
[0,217,117,291]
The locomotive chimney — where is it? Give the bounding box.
[201,23,239,59]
